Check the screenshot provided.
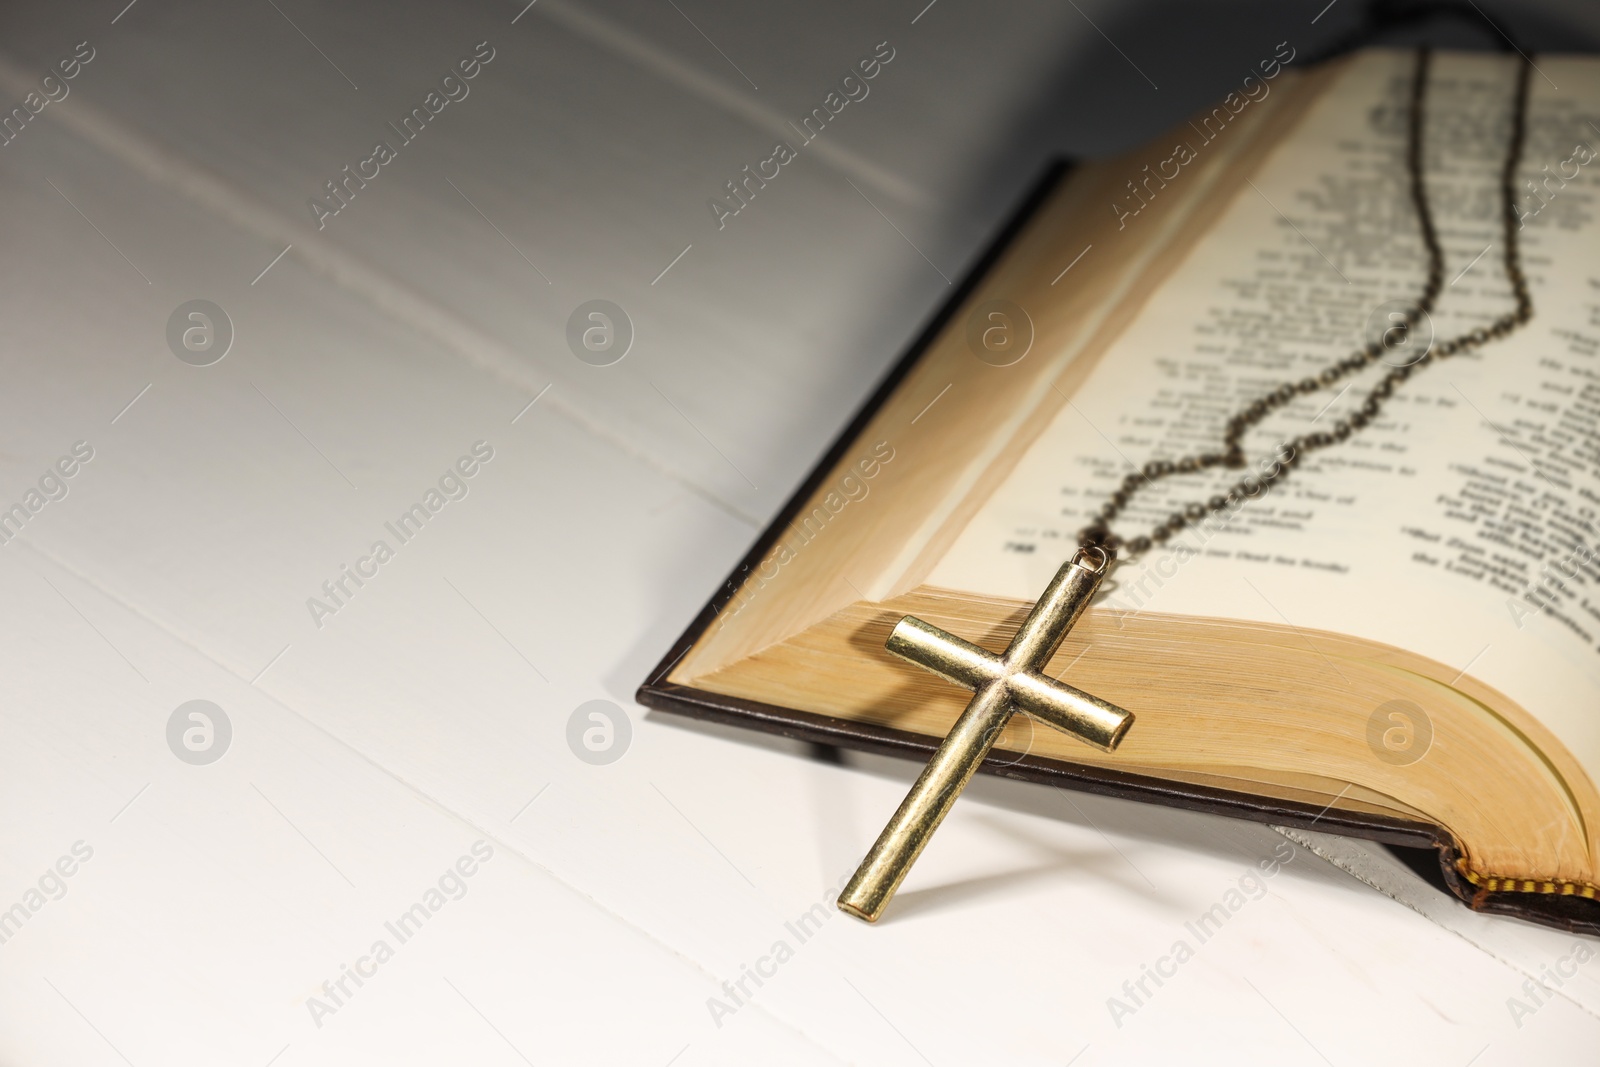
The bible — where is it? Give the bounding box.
[638,48,1600,934]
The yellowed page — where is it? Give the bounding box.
[933,52,1600,786]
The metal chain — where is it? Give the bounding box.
[1080,48,1535,560]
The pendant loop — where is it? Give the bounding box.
[1072,544,1110,573]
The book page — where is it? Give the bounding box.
[932,51,1600,780]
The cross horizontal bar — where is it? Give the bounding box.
[887,616,1132,751]
[885,615,995,689]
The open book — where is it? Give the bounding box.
[639,48,1600,934]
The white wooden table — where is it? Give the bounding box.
[0,1,1596,1063]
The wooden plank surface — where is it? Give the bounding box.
[0,1,1597,1063]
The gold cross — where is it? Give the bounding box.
[837,548,1134,922]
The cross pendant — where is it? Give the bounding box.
[837,548,1134,922]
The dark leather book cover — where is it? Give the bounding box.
[637,161,1600,936]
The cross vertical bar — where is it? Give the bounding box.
[837,679,1015,923]
[1002,557,1103,666]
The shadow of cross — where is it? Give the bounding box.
[838,549,1135,923]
